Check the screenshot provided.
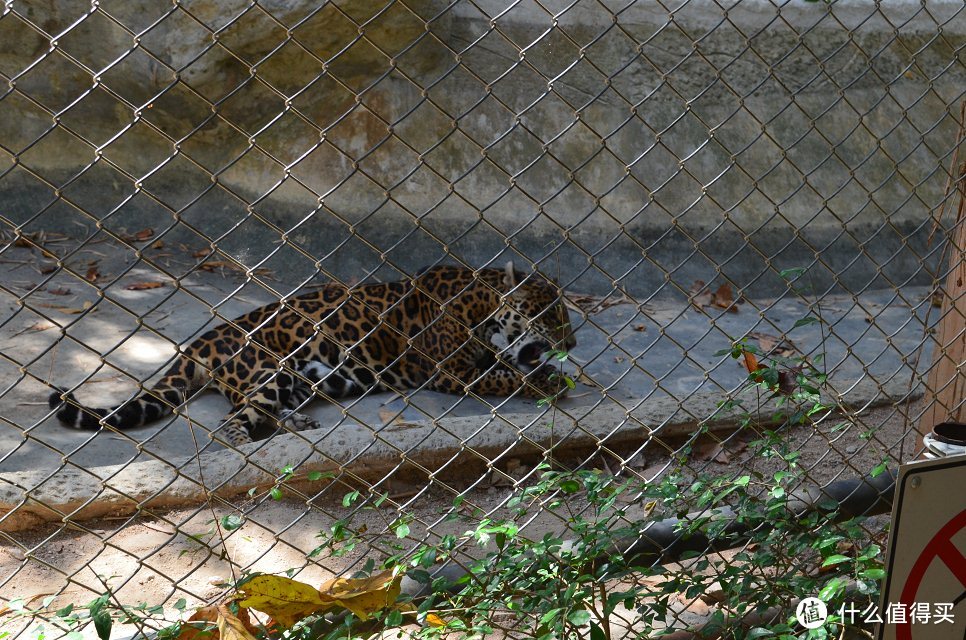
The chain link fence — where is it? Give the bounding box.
[0,0,964,637]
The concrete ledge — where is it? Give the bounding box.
[0,376,920,532]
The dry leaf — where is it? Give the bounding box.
[749,332,798,358]
[176,606,219,640]
[125,281,164,291]
[318,569,402,620]
[216,605,257,640]
[379,408,400,425]
[689,280,712,310]
[742,351,759,374]
[85,266,100,282]
[151,240,165,250]
[13,320,56,337]
[711,283,737,312]
[236,575,326,628]
[632,324,646,332]
[135,228,154,241]
[753,332,778,353]
[37,300,93,314]
[563,291,634,314]
[695,441,730,464]
[40,264,57,274]
[194,249,211,258]
[48,287,71,296]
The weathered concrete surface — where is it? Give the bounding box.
[0,375,921,533]
[1,1,963,295]
[0,230,934,531]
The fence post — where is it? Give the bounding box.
[919,158,966,444]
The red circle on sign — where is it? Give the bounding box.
[896,508,966,640]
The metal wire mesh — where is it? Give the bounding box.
[0,0,964,637]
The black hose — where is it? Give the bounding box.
[401,467,897,598]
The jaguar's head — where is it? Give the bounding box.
[489,262,576,373]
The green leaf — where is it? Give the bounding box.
[307,471,324,481]
[270,487,283,501]
[860,568,886,580]
[746,628,775,639]
[173,599,187,611]
[93,609,112,640]
[733,475,750,487]
[822,554,851,567]
[558,479,581,494]
[539,608,563,626]
[395,523,410,538]
[589,622,607,640]
[220,514,244,531]
[780,267,807,279]
[818,578,845,602]
[871,461,888,477]
[793,316,820,328]
[385,609,403,627]
[566,610,591,627]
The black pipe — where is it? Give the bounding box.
[400,468,897,598]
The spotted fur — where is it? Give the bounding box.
[49,264,576,446]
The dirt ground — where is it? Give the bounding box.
[0,399,919,639]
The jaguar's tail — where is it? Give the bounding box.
[47,383,190,431]
[48,354,205,431]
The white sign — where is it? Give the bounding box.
[877,454,966,640]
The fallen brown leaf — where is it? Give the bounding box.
[563,291,634,314]
[125,281,164,291]
[749,332,799,358]
[695,441,730,464]
[48,287,71,296]
[85,266,100,282]
[689,280,712,311]
[712,283,738,312]
[37,300,94,314]
[175,606,219,640]
[633,324,646,332]
[199,261,233,272]
[151,240,165,250]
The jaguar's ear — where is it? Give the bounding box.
[503,261,517,289]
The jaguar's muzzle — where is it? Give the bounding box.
[516,341,551,373]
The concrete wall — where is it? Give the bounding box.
[1,0,964,295]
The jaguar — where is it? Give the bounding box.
[49,263,576,446]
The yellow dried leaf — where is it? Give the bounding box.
[425,613,446,627]
[216,605,257,640]
[237,575,327,628]
[318,569,401,620]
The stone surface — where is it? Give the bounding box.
[1,1,963,295]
